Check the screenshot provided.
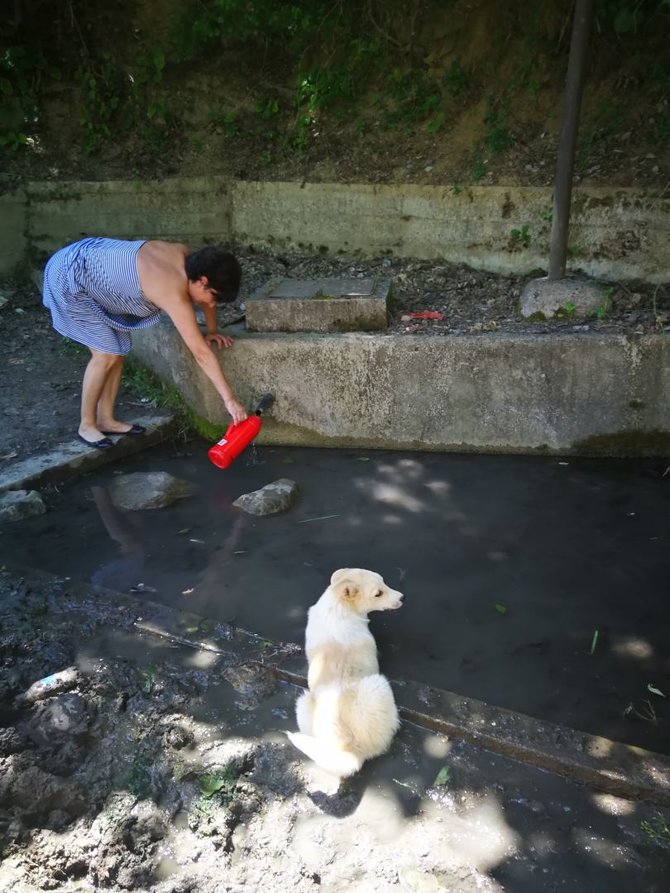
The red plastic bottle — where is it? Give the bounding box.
[208,394,274,469]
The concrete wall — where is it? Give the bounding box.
[0,177,234,271]
[133,320,670,456]
[1,178,668,283]
[233,182,670,284]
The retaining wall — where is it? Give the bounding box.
[133,320,670,456]
[2,178,668,283]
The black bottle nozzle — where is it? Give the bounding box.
[254,393,275,416]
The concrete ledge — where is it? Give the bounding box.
[0,415,177,494]
[392,679,670,807]
[133,322,670,456]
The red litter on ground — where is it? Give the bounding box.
[401,311,445,321]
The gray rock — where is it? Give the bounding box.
[233,478,298,516]
[520,276,609,320]
[109,471,196,511]
[38,693,91,735]
[0,727,24,756]
[21,666,80,704]
[0,489,46,524]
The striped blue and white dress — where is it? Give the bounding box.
[42,237,162,355]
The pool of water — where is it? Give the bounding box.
[2,439,669,753]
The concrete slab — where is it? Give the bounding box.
[520,275,610,320]
[246,276,391,332]
[0,414,177,494]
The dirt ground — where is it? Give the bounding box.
[1,565,669,893]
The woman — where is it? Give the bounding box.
[43,237,248,449]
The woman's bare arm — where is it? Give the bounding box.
[163,298,247,423]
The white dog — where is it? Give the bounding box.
[287,568,404,777]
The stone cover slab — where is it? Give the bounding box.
[246,276,391,332]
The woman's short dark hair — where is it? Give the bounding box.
[185,246,241,303]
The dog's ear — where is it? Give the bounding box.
[330,568,351,587]
[330,569,359,601]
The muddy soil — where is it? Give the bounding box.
[1,567,669,893]
[1,245,668,465]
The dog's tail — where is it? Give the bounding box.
[286,731,363,777]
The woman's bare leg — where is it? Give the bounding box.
[79,350,123,441]
[96,355,133,434]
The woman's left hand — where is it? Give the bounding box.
[205,333,234,350]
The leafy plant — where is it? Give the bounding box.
[57,337,87,358]
[126,750,154,798]
[385,67,442,128]
[589,286,615,320]
[443,60,469,99]
[0,45,54,143]
[433,765,451,786]
[223,112,239,138]
[77,53,123,154]
[484,94,514,154]
[472,154,486,182]
[510,224,531,249]
[556,302,576,319]
[256,97,280,119]
[123,360,182,409]
[198,763,241,802]
[641,812,670,845]
[426,111,445,133]
[143,663,157,694]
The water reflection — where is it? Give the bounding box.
[90,485,146,592]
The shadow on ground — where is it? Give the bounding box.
[0,570,668,893]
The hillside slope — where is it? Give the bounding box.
[1,0,668,188]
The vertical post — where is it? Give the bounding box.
[548,0,594,280]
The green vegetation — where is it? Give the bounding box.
[198,763,241,802]
[641,811,670,846]
[126,749,154,798]
[1,0,668,168]
[57,337,87,358]
[123,361,184,410]
[510,224,531,249]
[589,286,615,320]
[555,302,576,319]
[122,359,200,440]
